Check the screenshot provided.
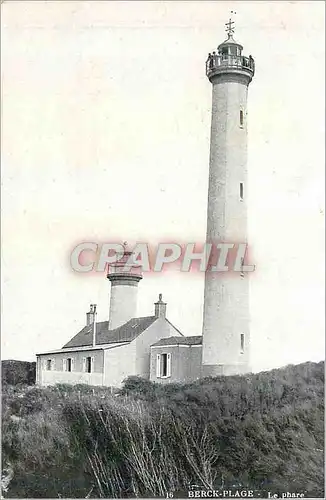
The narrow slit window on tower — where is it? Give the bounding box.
[240,333,245,353]
[240,109,244,127]
[240,182,244,201]
[240,257,245,278]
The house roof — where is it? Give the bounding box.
[151,335,202,347]
[36,342,127,356]
[165,318,184,337]
[62,316,158,349]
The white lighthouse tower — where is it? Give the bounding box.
[107,246,143,330]
[201,17,255,377]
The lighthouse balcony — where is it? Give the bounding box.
[107,264,143,283]
[206,54,255,79]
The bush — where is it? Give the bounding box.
[2,360,36,387]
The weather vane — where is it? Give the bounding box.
[225,10,236,36]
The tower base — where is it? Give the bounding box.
[201,363,251,378]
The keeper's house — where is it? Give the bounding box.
[36,251,203,388]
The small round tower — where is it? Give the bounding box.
[107,245,142,330]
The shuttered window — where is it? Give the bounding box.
[62,358,73,372]
[160,353,172,378]
[85,356,92,373]
[161,353,168,377]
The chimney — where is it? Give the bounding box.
[154,293,167,318]
[86,304,96,326]
[92,304,97,347]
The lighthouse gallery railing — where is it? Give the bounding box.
[206,54,255,77]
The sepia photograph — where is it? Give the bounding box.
[1,1,324,498]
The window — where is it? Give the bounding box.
[161,353,168,377]
[229,46,237,56]
[63,358,73,372]
[240,182,244,201]
[46,359,52,371]
[240,257,245,278]
[240,110,244,127]
[240,333,245,353]
[156,353,171,378]
[221,47,228,59]
[82,356,94,373]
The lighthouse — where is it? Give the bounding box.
[201,17,255,376]
[107,245,143,330]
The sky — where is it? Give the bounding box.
[2,1,325,372]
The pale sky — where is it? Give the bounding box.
[2,1,325,372]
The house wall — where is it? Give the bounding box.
[103,341,137,388]
[37,349,104,386]
[150,344,202,384]
[186,346,202,381]
[36,317,186,389]
[135,317,183,379]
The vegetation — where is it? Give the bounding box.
[1,361,324,498]
[2,360,36,387]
